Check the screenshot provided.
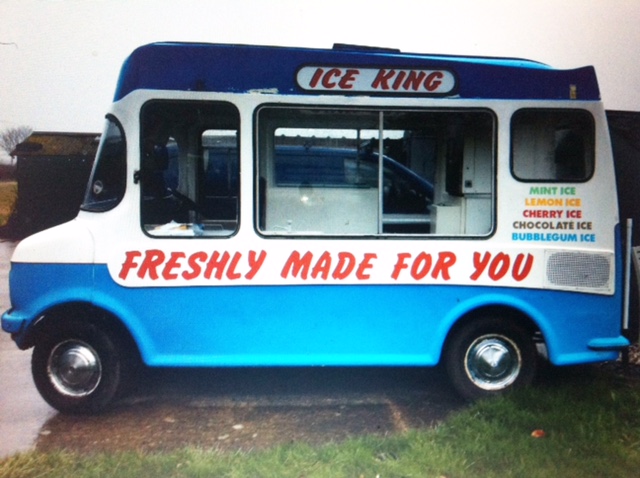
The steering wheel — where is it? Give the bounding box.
[170,188,207,217]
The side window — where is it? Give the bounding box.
[139,101,240,237]
[81,116,127,212]
[511,109,594,182]
[257,107,494,236]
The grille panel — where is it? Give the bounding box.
[546,252,611,289]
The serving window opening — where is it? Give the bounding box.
[256,106,495,237]
[139,100,240,237]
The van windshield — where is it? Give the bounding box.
[81,117,127,212]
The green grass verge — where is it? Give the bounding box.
[0,181,17,227]
[2,368,640,477]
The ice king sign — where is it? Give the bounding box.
[296,66,457,95]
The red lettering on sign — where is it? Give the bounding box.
[307,68,360,90]
[116,249,533,285]
[371,69,396,90]
[356,253,377,280]
[281,251,376,281]
[226,252,242,280]
[246,250,267,280]
[309,68,324,88]
[162,252,185,280]
[392,251,456,281]
[312,251,332,279]
[339,69,359,89]
[391,252,412,280]
[393,70,407,90]
[432,251,456,280]
[333,252,356,280]
[424,71,444,91]
[119,250,268,282]
[205,251,230,280]
[119,251,142,280]
[182,251,208,280]
[371,69,447,92]
[403,71,426,91]
[470,252,491,281]
[471,251,534,282]
[488,252,510,280]
[138,249,165,280]
[281,251,313,279]
[322,68,342,89]
[411,252,432,280]
[512,253,534,281]
[298,66,454,95]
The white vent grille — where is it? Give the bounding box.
[546,252,611,290]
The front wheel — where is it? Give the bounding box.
[32,322,123,413]
[444,317,537,401]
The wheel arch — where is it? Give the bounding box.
[24,301,142,365]
[440,300,546,365]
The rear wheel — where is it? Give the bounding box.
[32,321,123,413]
[445,317,537,401]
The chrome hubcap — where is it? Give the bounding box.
[465,334,521,391]
[48,340,102,397]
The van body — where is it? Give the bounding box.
[2,42,629,412]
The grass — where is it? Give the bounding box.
[2,367,640,477]
[0,181,17,227]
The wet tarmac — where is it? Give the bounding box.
[0,240,56,458]
[35,366,465,454]
[0,239,466,457]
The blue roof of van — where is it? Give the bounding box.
[113,42,600,102]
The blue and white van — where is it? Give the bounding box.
[2,42,629,412]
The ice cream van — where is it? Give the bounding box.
[1,42,630,413]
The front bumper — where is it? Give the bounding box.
[1,308,31,348]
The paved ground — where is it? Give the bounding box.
[35,366,465,454]
[0,239,466,457]
[0,240,56,458]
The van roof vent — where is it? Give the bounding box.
[332,43,401,54]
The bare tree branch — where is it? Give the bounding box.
[0,126,33,156]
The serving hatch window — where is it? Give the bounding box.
[257,106,494,237]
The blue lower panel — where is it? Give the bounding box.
[3,263,626,367]
[107,280,445,366]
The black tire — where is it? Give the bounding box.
[444,316,537,401]
[32,321,123,414]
